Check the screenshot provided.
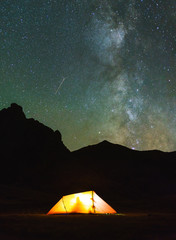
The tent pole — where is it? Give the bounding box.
[62,197,67,213]
[92,191,95,213]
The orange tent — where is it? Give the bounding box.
[47,191,117,214]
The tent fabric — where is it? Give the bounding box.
[47,191,117,214]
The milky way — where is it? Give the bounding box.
[0,0,176,151]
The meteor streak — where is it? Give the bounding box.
[55,77,66,94]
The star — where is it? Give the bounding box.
[0,0,176,151]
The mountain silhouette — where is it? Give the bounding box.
[0,103,70,185]
[0,103,176,213]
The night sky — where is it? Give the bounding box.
[0,0,176,151]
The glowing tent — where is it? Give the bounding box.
[47,191,117,214]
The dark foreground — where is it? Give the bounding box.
[0,213,176,240]
[1,105,176,239]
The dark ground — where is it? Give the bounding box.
[0,213,176,240]
[1,183,176,240]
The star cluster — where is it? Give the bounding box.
[0,0,176,151]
